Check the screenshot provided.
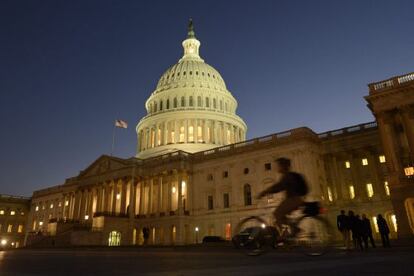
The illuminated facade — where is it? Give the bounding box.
[22,22,413,246]
[0,194,30,249]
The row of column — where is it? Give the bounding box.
[62,172,189,221]
[138,119,245,152]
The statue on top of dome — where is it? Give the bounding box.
[187,18,195,39]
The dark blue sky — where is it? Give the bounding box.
[1,0,413,196]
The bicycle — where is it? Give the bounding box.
[232,201,333,256]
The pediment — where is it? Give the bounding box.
[77,155,130,179]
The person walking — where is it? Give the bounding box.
[377,214,391,248]
[143,227,150,245]
[349,211,363,251]
[361,214,376,249]
[337,210,351,249]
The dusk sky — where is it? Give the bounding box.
[1,0,413,196]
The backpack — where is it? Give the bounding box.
[292,172,309,196]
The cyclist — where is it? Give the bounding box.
[257,157,309,237]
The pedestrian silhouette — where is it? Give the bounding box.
[361,214,376,249]
[337,210,351,249]
[377,214,391,248]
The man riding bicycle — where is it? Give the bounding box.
[257,157,309,237]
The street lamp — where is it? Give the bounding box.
[195,227,199,244]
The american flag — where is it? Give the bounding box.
[115,119,128,129]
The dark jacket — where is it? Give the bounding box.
[337,214,349,231]
[377,217,390,234]
[362,218,373,235]
[260,172,308,198]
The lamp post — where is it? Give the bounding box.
[195,227,199,244]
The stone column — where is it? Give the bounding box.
[139,180,145,215]
[174,120,179,144]
[154,124,159,147]
[163,121,168,145]
[185,120,189,143]
[103,184,109,212]
[148,178,153,214]
[177,172,183,215]
[129,179,137,219]
[377,112,402,174]
[121,180,127,214]
[112,182,117,214]
[167,175,172,212]
[194,119,198,143]
[158,176,163,213]
[401,106,414,159]
[87,189,94,218]
[214,121,218,144]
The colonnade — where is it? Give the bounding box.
[61,172,189,222]
[138,119,245,152]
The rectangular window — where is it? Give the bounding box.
[208,196,214,210]
[379,155,386,163]
[362,158,369,166]
[10,210,15,215]
[223,171,228,178]
[327,187,333,202]
[264,163,272,171]
[384,181,390,196]
[18,225,23,233]
[349,185,355,199]
[345,161,351,169]
[171,130,175,143]
[366,183,374,198]
[207,174,213,181]
[223,193,229,208]
[7,224,12,233]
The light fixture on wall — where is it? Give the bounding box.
[84,215,89,220]
[116,193,121,200]
[172,186,176,193]
[404,164,414,177]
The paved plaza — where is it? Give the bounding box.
[0,245,413,275]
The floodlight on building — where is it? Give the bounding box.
[172,186,176,193]
[84,215,89,220]
[1,239,7,246]
[404,165,414,177]
[261,223,266,229]
[195,227,199,232]
[116,193,121,200]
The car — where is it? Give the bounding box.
[202,236,226,243]
[232,226,278,249]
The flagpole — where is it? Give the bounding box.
[111,123,116,156]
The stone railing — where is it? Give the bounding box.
[317,121,377,139]
[192,127,316,161]
[369,72,414,93]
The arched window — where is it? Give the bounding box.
[108,231,121,246]
[244,184,252,206]
[160,100,163,111]
[166,99,170,109]
[173,97,178,108]
[149,103,153,113]
[189,96,194,107]
[154,102,158,112]
[205,97,210,108]
[225,102,228,111]
[197,96,202,107]
[213,99,217,109]
[220,100,223,110]
[181,96,186,107]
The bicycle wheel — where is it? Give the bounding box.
[295,216,332,256]
[233,216,274,256]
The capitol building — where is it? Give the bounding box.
[8,21,412,247]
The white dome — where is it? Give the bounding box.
[136,20,247,159]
